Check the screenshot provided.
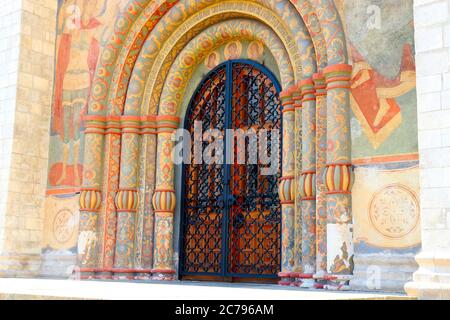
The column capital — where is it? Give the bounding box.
[83,115,180,135]
[298,78,315,103]
[280,85,297,113]
[313,73,327,97]
[323,64,352,90]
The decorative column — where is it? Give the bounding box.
[151,115,180,280]
[96,116,121,279]
[293,84,303,284]
[135,116,158,279]
[323,64,354,288]
[298,79,317,288]
[77,116,105,279]
[112,116,141,280]
[278,87,296,285]
[313,73,328,284]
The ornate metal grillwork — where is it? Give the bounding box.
[180,60,282,279]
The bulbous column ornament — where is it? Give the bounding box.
[77,115,105,279]
[324,64,354,287]
[151,189,177,280]
[278,86,297,285]
[113,189,139,279]
[113,115,142,279]
[78,189,102,279]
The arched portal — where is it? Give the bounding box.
[78,0,354,288]
[179,60,282,281]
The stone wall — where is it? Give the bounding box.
[0,0,57,277]
[0,0,22,259]
[405,0,450,299]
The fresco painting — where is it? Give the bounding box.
[40,0,420,291]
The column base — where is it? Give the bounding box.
[40,251,77,278]
[293,273,315,288]
[151,269,176,281]
[351,253,418,293]
[278,272,296,286]
[78,268,97,280]
[405,252,450,299]
[322,274,353,291]
[112,269,154,280]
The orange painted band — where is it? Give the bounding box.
[282,108,295,113]
[46,188,81,196]
[326,85,351,91]
[326,191,352,195]
[298,79,314,87]
[352,153,419,165]
[281,101,295,107]
[326,163,352,167]
[79,209,101,213]
[155,189,176,193]
[154,210,175,213]
[117,188,137,192]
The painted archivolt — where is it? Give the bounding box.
[69,0,357,287]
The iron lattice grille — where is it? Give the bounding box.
[181,61,282,278]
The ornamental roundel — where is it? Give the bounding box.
[369,184,420,239]
[53,208,76,244]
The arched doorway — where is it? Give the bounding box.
[180,60,282,282]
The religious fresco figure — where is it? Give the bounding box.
[205,51,220,70]
[224,41,242,60]
[350,43,416,148]
[343,0,417,151]
[247,41,264,60]
[49,0,125,189]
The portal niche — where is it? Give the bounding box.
[179,60,282,281]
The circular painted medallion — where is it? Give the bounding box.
[369,184,419,239]
[53,209,76,244]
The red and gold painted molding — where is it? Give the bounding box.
[84,115,180,135]
[280,86,297,113]
[313,73,326,96]
[299,79,316,103]
[323,64,352,90]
